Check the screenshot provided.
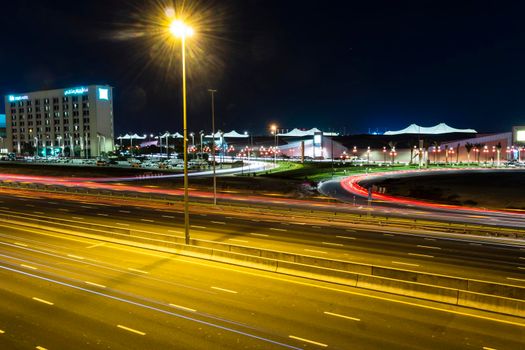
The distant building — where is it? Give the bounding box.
[0,114,6,154]
[5,85,114,157]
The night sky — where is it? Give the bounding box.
[1,0,525,135]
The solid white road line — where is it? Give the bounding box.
[392,261,420,267]
[128,268,148,274]
[14,242,28,247]
[85,281,106,288]
[289,335,327,348]
[116,222,130,226]
[21,264,37,270]
[32,297,53,305]
[117,325,145,336]
[507,277,525,282]
[211,286,238,294]
[169,303,197,312]
[324,311,360,321]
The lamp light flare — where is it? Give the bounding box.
[169,20,194,38]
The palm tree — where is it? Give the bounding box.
[388,141,397,164]
[474,143,485,163]
[464,142,473,165]
[432,141,441,164]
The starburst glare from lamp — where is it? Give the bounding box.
[169,20,194,38]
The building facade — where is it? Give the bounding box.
[5,85,114,157]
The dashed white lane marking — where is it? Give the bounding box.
[116,222,129,226]
[119,210,131,213]
[81,205,93,209]
[336,235,356,240]
[47,201,57,205]
[0,329,4,334]
[304,249,327,254]
[21,264,37,270]
[211,286,238,294]
[25,204,35,207]
[383,233,394,236]
[211,221,226,225]
[14,242,28,247]
[191,225,206,229]
[322,242,343,247]
[140,219,154,222]
[85,281,106,288]
[270,228,287,231]
[518,267,525,270]
[392,261,420,267]
[36,346,48,350]
[312,226,322,229]
[324,311,360,321]
[293,222,306,225]
[0,207,9,210]
[67,254,84,260]
[117,325,145,336]
[507,277,525,282]
[225,217,234,219]
[346,229,356,232]
[97,213,109,217]
[32,297,53,305]
[33,211,44,215]
[86,242,105,249]
[72,216,84,220]
[483,347,497,350]
[249,233,269,237]
[424,238,436,241]
[228,238,249,243]
[469,242,482,246]
[408,253,434,258]
[162,215,175,219]
[251,219,260,222]
[58,208,69,212]
[200,214,207,217]
[289,335,328,347]
[128,268,148,274]
[169,303,197,312]
[417,245,441,250]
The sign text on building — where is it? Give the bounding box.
[64,87,89,95]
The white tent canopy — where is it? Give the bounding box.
[156,132,183,138]
[205,130,248,138]
[118,133,146,140]
[384,123,477,135]
[278,127,339,137]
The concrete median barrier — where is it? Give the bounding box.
[372,266,469,290]
[467,280,525,300]
[276,261,359,286]
[357,274,459,304]
[458,291,525,317]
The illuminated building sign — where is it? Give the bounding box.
[517,130,525,142]
[8,95,29,102]
[64,87,88,95]
[98,88,109,100]
[313,134,322,146]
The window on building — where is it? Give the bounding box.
[82,102,89,109]
[82,95,88,102]
[18,108,24,113]
[82,110,90,116]
[44,105,50,111]
[27,100,32,106]
[62,97,69,103]
[72,96,78,102]
[35,99,40,105]
[28,114,33,120]
[44,98,49,104]
[53,97,59,104]
[10,102,16,108]
[36,113,41,119]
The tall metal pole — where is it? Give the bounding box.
[182,36,190,245]
[208,89,217,205]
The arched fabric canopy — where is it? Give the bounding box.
[384,123,477,135]
[277,128,338,137]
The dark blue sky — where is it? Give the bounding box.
[1,0,524,135]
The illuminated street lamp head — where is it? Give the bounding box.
[169,20,194,38]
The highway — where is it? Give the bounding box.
[0,223,524,349]
[0,189,524,288]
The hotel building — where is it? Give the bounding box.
[5,85,114,157]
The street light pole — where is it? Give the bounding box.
[169,17,194,245]
[208,89,217,206]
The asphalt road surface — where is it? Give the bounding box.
[0,225,524,349]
